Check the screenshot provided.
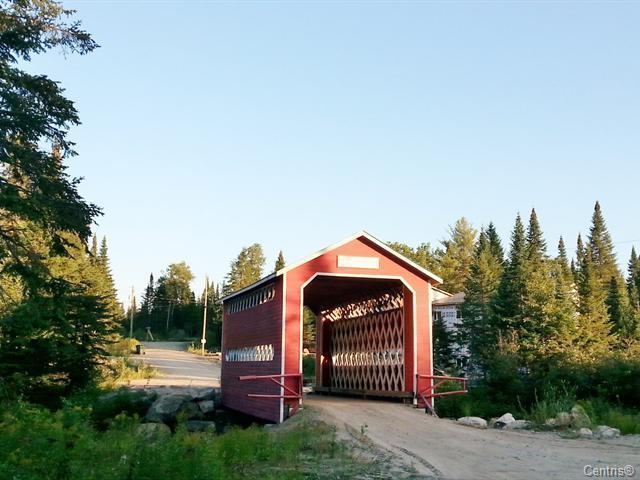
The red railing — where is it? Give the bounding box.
[238,373,303,400]
[416,374,468,416]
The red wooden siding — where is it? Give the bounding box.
[282,236,434,417]
[221,276,283,423]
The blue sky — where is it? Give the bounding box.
[31,1,639,303]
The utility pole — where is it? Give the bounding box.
[166,301,172,332]
[129,286,135,338]
[201,276,208,356]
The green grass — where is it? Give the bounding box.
[578,399,640,435]
[0,401,385,480]
[526,384,576,426]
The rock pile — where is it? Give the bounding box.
[99,387,223,433]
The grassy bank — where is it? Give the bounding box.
[436,384,640,434]
[0,399,384,480]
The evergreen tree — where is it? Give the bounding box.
[460,228,504,367]
[223,244,266,295]
[587,202,620,286]
[433,312,456,371]
[605,277,624,333]
[557,237,572,283]
[627,247,640,307]
[438,218,477,293]
[140,273,155,318]
[492,214,527,330]
[526,209,546,262]
[275,250,286,271]
[486,222,504,263]
[0,1,100,281]
[91,236,122,322]
[573,245,613,360]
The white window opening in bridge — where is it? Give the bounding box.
[226,284,276,314]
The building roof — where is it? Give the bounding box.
[221,230,443,302]
[432,292,465,306]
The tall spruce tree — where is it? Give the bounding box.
[627,247,640,308]
[91,236,122,321]
[438,218,477,293]
[492,214,527,330]
[557,237,573,283]
[587,202,629,333]
[486,222,504,263]
[573,242,613,360]
[275,250,286,271]
[461,227,504,367]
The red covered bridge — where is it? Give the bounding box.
[221,231,446,423]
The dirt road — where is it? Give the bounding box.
[130,342,221,387]
[306,396,640,480]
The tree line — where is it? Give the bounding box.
[129,244,288,346]
[391,205,640,373]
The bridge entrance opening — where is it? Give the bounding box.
[303,276,412,399]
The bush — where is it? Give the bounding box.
[526,383,576,425]
[0,401,378,480]
[303,355,316,381]
[578,399,640,435]
[90,390,154,430]
[105,338,139,357]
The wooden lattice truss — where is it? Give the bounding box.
[323,289,405,393]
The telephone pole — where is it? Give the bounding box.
[201,276,208,356]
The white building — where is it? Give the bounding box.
[432,289,468,363]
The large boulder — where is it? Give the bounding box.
[145,393,191,423]
[555,412,572,427]
[578,427,594,438]
[493,413,516,429]
[177,401,203,420]
[457,417,488,429]
[594,425,620,439]
[197,400,215,415]
[570,405,591,428]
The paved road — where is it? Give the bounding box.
[130,342,221,387]
[307,396,640,480]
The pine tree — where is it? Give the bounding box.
[486,222,504,263]
[588,202,620,286]
[526,209,547,263]
[140,273,155,318]
[438,218,477,293]
[627,247,640,307]
[92,236,123,321]
[573,245,613,360]
[605,277,624,333]
[275,250,286,271]
[461,228,504,367]
[492,214,527,330]
[223,244,266,295]
[557,237,572,283]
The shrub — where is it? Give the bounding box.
[302,355,316,380]
[526,383,576,425]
